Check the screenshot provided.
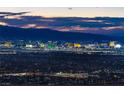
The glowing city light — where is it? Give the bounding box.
[115,44,122,48]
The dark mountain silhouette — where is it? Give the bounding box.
[0,25,123,42]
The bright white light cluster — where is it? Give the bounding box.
[115,44,122,48]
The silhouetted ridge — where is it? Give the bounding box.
[0,25,123,42]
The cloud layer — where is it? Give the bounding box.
[0,12,124,36]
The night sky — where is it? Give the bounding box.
[0,7,124,36]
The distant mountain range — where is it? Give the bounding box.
[0,25,123,42]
